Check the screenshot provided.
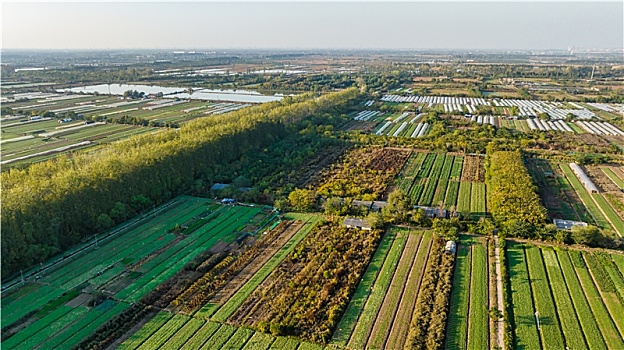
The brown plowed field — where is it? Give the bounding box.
[461,155,485,182]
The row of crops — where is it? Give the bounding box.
[0,196,275,350]
[558,163,624,237]
[118,313,326,350]
[103,213,326,348]
[98,226,452,350]
[329,229,455,350]
[446,236,490,349]
[396,152,487,218]
[507,241,624,349]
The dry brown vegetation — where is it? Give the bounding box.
[314,147,411,200]
[461,155,485,182]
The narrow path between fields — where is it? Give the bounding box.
[494,236,505,350]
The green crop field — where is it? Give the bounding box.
[525,245,565,349]
[602,168,624,189]
[179,322,221,349]
[136,314,190,349]
[591,194,624,237]
[541,249,587,348]
[450,156,464,179]
[446,241,471,349]
[119,312,174,350]
[395,152,477,213]
[345,228,408,349]
[467,237,488,349]
[1,196,275,350]
[470,182,487,218]
[507,242,541,349]
[560,163,622,236]
[445,236,489,350]
[507,241,624,349]
[457,182,472,214]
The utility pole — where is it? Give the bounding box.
[590,66,595,81]
[535,311,540,330]
[21,270,24,286]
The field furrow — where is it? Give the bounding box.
[346,228,408,350]
[330,229,397,346]
[507,242,541,349]
[366,232,423,349]
[541,249,587,349]
[445,238,471,350]
[467,238,488,349]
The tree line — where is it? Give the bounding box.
[485,149,548,236]
[0,88,360,278]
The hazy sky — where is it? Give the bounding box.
[2,2,623,50]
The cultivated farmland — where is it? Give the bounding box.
[315,147,411,201]
[560,163,624,237]
[330,228,455,350]
[0,196,278,350]
[446,235,490,350]
[397,153,472,211]
[1,92,251,167]
[506,241,624,349]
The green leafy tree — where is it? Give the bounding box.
[324,197,350,216]
[95,214,114,231]
[382,189,412,223]
[432,218,460,241]
[366,211,384,229]
[288,188,317,211]
[571,225,601,246]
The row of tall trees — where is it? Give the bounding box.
[485,150,548,237]
[1,88,360,277]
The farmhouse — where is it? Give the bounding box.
[414,205,448,218]
[569,163,599,193]
[343,218,372,231]
[553,219,588,230]
[371,201,388,212]
[351,200,373,210]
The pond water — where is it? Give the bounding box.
[169,89,282,103]
[60,84,282,103]
[61,84,185,96]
